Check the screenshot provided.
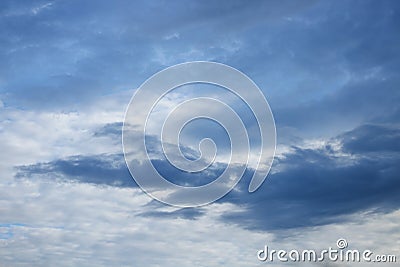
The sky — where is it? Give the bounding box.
[0,0,400,266]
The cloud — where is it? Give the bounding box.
[340,124,400,153]
[0,178,399,267]
[0,0,316,110]
[0,93,127,180]
[16,153,133,188]
[93,122,123,138]
[219,123,400,230]
[273,75,400,140]
[0,178,272,267]
[15,122,400,231]
[1,1,400,265]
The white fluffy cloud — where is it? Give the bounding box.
[0,178,399,267]
[0,91,130,178]
[0,179,269,266]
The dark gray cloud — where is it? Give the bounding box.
[340,124,400,153]
[15,152,225,188]
[15,123,400,230]
[220,124,400,230]
[16,153,133,187]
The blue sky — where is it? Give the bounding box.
[0,0,399,266]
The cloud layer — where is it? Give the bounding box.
[1,0,399,266]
